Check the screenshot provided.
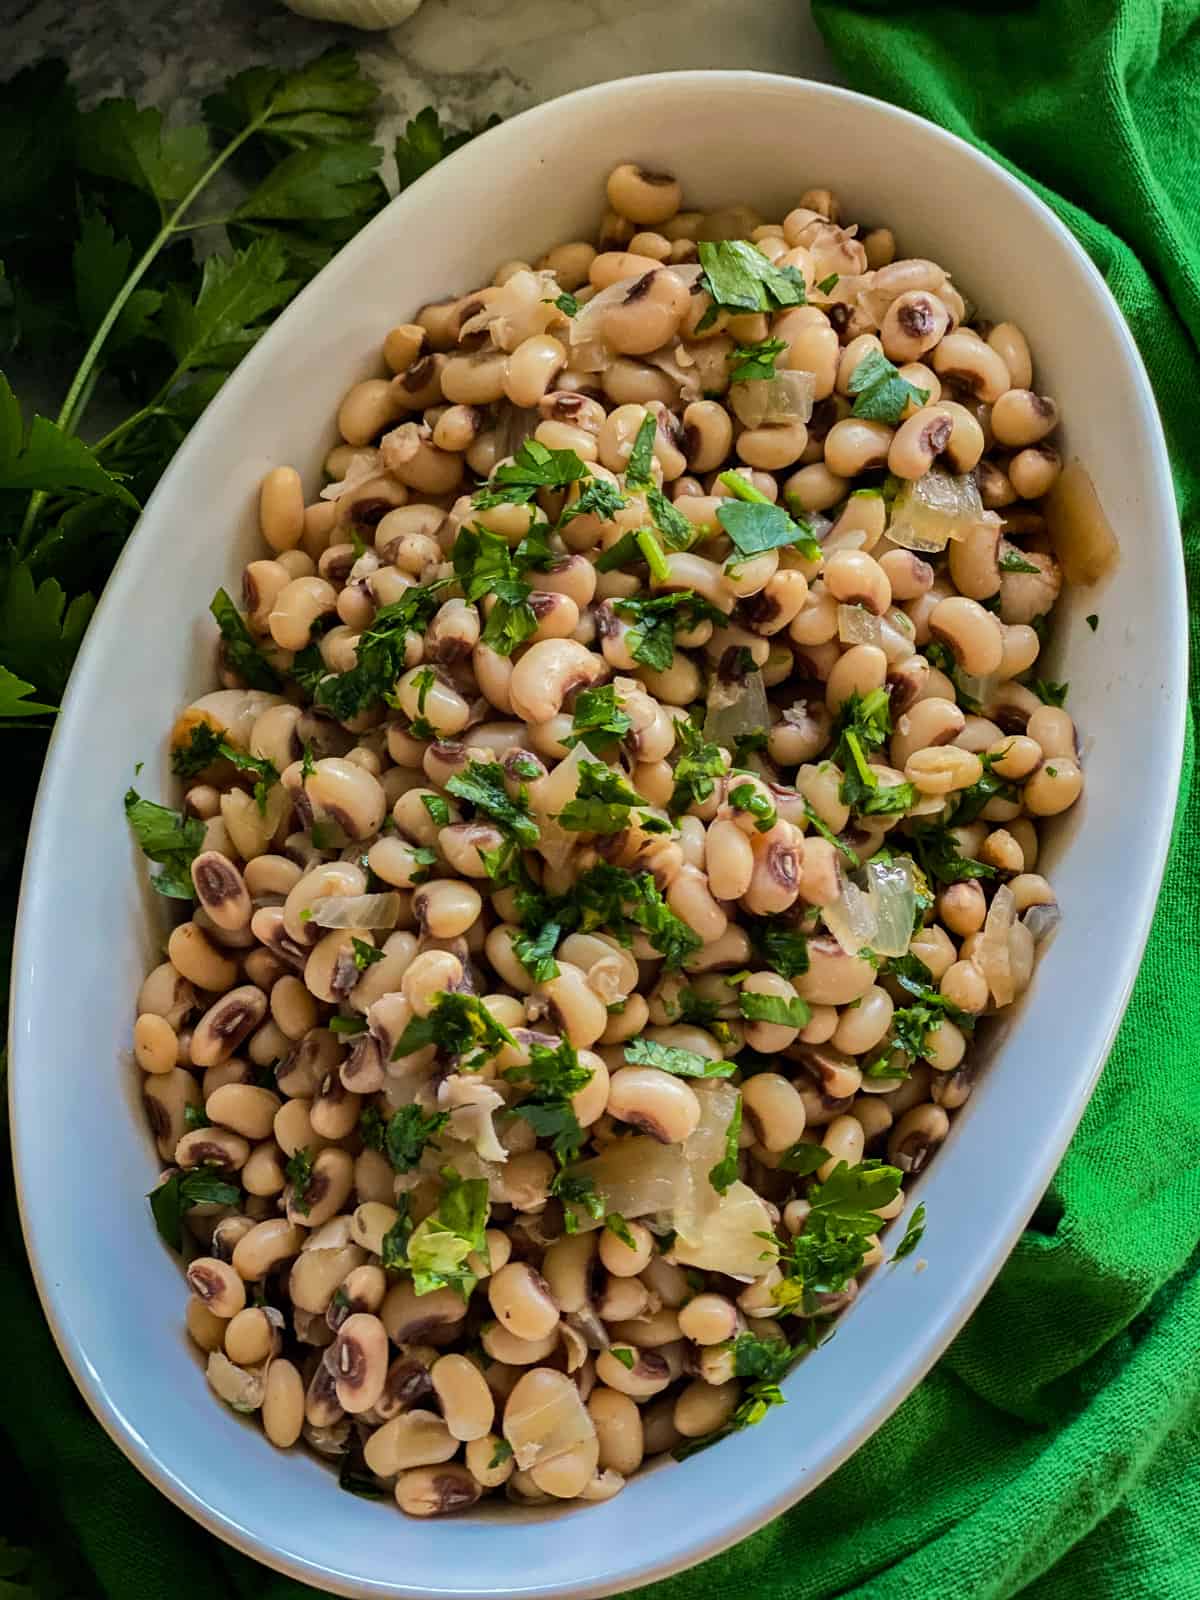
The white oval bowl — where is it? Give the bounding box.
[10,70,1184,1600]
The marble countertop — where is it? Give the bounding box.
[9,0,838,157]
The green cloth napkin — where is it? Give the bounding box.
[3,1,1199,1595]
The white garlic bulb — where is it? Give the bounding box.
[280,0,424,29]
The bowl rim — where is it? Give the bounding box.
[9,66,1186,1600]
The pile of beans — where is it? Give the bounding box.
[132,162,1096,1516]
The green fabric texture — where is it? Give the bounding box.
[3,1,1199,1596]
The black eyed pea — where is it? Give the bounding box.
[795,761,850,834]
[207,1351,266,1414]
[880,291,951,363]
[537,961,609,1049]
[704,817,755,902]
[980,826,1026,874]
[167,921,238,994]
[262,1358,305,1449]
[991,389,1058,449]
[824,418,894,478]
[931,329,1013,405]
[337,378,404,445]
[826,642,888,713]
[832,985,895,1055]
[677,1293,739,1347]
[742,1072,808,1152]
[834,333,883,397]
[242,848,303,900]
[1026,706,1077,759]
[186,1295,228,1353]
[887,404,956,480]
[798,1003,839,1044]
[243,560,292,636]
[890,696,965,769]
[682,400,735,474]
[303,929,367,1008]
[540,239,597,288]
[1009,873,1056,912]
[393,664,471,739]
[531,1433,602,1501]
[503,333,567,407]
[309,1072,361,1141]
[742,818,804,917]
[205,1083,280,1142]
[1024,756,1084,815]
[602,269,692,358]
[742,570,810,637]
[133,1012,178,1075]
[929,594,1005,677]
[987,321,1033,389]
[781,461,849,514]
[224,1306,279,1367]
[664,861,728,943]
[138,961,197,1030]
[269,976,319,1042]
[909,925,958,984]
[366,1409,459,1477]
[542,1231,597,1314]
[190,986,267,1070]
[889,1103,951,1173]
[381,1280,468,1346]
[850,1096,894,1146]
[825,550,893,617]
[481,1320,560,1367]
[488,1262,560,1343]
[331,1311,389,1414]
[817,1113,866,1179]
[509,638,607,724]
[674,1378,740,1439]
[606,163,683,225]
[601,995,649,1047]
[382,321,428,374]
[187,1256,246,1319]
[466,1432,515,1488]
[258,466,305,553]
[939,879,987,937]
[606,1066,701,1144]
[413,879,482,940]
[735,419,810,473]
[431,1353,495,1442]
[795,937,878,1007]
[595,1345,672,1399]
[241,1141,286,1197]
[905,744,984,797]
[597,1217,654,1278]
[940,959,991,1014]
[267,575,337,652]
[933,399,986,472]
[395,1463,481,1518]
[587,1387,645,1477]
[596,1272,652,1323]
[997,622,1042,681]
[351,1201,399,1256]
[797,835,840,907]
[1008,444,1062,501]
[287,1146,355,1229]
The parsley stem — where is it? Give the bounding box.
[636,527,670,582]
[14,110,269,556]
[717,470,773,506]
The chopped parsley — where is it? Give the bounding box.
[398,1167,490,1300]
[728,782,776,832]
[421,792,451,828]
[623,414,658,490]
[565,684,634,756]
[472,438,588,508]
[514,862,701,971]
[669,718,726,813]
[149,1169,240,1252]
[746,920,810,979]
[846,348,929,425]
[738,991,811,1029]
[210,587,283,691]
[998,548,1041,575]
[1031,679,1069,707]
[553,292,579,317]
[313,579,452,720]
[815,272,840,295]
[673,1332,797,1459]
[610,1346,636,1371]
[804,799,860,868]
[777,1142,831,1175]
[948,752,1018,826]
[509,1036,594,1164]
[891,1203,927,1262]
[351,938,382,972]
[697,240,807,326]
[830,688,893,812]
[558,476,628,532]
[605,1212,637,1250]
[329,1015,367,1035]
[452,525,540,657]
[708,1093,743,1194]
[360,1104,449,1172]
[773,1159,902,1313]
[171,723,280,813]
[513,918,562,985]
[716,471,822,563]
[729,337,788,382]
[906,821,997,886]
[1086,613,1099,632]
[488,1438,515,1470]
[623,1038,734,1079]
[612,590,727,673]
[391,992,518,1070]
[553,1171,605,1230]
[285,1147,316,1214]
[124,788,205,899]
[557,759,647,833]
[446,760,539,846]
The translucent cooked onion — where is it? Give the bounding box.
[318,451,381,501]
[673,1079,739,1246]
[888,470,991,553]
[704,667,770,751]
[837,604,885,649]
[823,855,917,960]
[1044,461,1120,584]
[1023,901,1062,944]
[528,739,589,870]
[310,893,402,930]
[672,1180,776,1279]
[563,1137,685,1226]
[459,269,560,353]
[504,1372,595,1471]
[645,344,701,403]
[729,369,815,430]
[494,401,539,461]
[977,883,1017,1005]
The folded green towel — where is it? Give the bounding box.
[2,2,1197,1595]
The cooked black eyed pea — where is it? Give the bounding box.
[396,1463,482,1518]
[824,549,892,616]
[310,1072,361,1140]
[826,642,888,712]
[287,1147,355,1229]
[940,959,990,1014]
[824,418,893,478]
[928,595,1004,676]
[542,1231,597,1313]
[466,1432,515,1488]
[487,1262,560,1342]
[207,1351,266,1413]
[304,756,387,841]
[597,1217,654,1277]
[412,878,482,939]
[986,320,1033,388]
[224,1306,279,1367]
[887,405,954,479]
[587,1388,645,1476]
[890,696,964,767]
[938,880,987,937]
[832,986,894,1056]
[175,1126,251,1172]
[205,1083,280,1142]
[431,1354,496,1442]
[382,1281,469,1346]
[531,1434,602,1500]
[677,1293,739,1346]
[682,400,735,474]
[133,1012,177,1075]
[230,1217,305,1282]
[606,1066,701,1144]
[1008,444,1061,500]
[189,850,253,933]
[167,922,238,993]
[189,985,267,1070]
[606,163,683,225]
[783,462,849,512]
[817,1113,867,1179]
[1009,873,1056,912]
[931,329,1012,404]
[595,1274,651,1323]
[258,466,305,553]
[267,575,337,651]
[601,269,691,357]
[1024,756,1084,815]
[594,1345,672,1399]
[261,1357,305,1449]
[186,1295,227,1353]
[935,399,986,471]
[481,1320,560,1367]
[991,388,1059,447]
[241,1141,286,1197]
[1027,705,1077,759]
[674,1379,740,1439]
[879,290,951,362]
[794,937,877,1007]
[269,976,318,1042]
[187,1256,246,1319]
[905,744,984,796]
[888,1103,951,1173]
[742,1072,808,1154]
[138,960,198,1028]
[331,1311,389,1414]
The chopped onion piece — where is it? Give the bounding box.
[977,883,1017,1006]
[1023,901,1062,944]
[503,1370,595,1471]
[888,470,990,553]
[1045,461,1120,584]
[823,856,917,960]
[459,269,560,352]
[705,668,770,751]
[494,401,539,461]
[729,369,815,429]
[528,739,589,870]
[673,1080,740,1245]
[311,893,401,930]
[319,451,381,501]
[563,1137,686,1228]
[1008,918,1036,996]
[645,344,701,403]
[439,1076,508,1164]
[673,1180,777,1279]
[837,604,885,649]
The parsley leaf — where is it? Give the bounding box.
[314,579,452,718]
[623,414,658,490]
[564,684,633,756]
[513,920,562,985]
[605,1212,637,1250]
[210,587,283,691]
[557,759,646,833]
[728,781,777,832]
[451,524,538,658]
[1031,679,1069,707]
[558,476,627,533]
[509,1036,593,1164]
[421,792,451,828]
[171,722,279,811]
[891,1203,927,1262]
[148,1168,240,1252]
[393,105,499,192]
[815,272,840,295]
[285,1147,316,1214]
[708,1093,743,1194]
[1086,613,1099,632]
[746,920,810,979]
[698,240,806,319]
[392,992,518,1071]
[401,1167,490,1299]
[716,470,822,562]
[613,590,726,673]
[473,438,588,508]
[729,338,788,382]
[738,991,811,1029]
[907,821,998,886]
[446,760,539,846]
[777,1142,831,1175]
[623,1038,734,1078]
[998,548,1041,575]
[669,719,726,813]
[360,1104,449,1172]
[846,348,929,424]
[773,1159,902,1313]
[831,688,895,812]
[160,237,297,373]
[124,787,204,898]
